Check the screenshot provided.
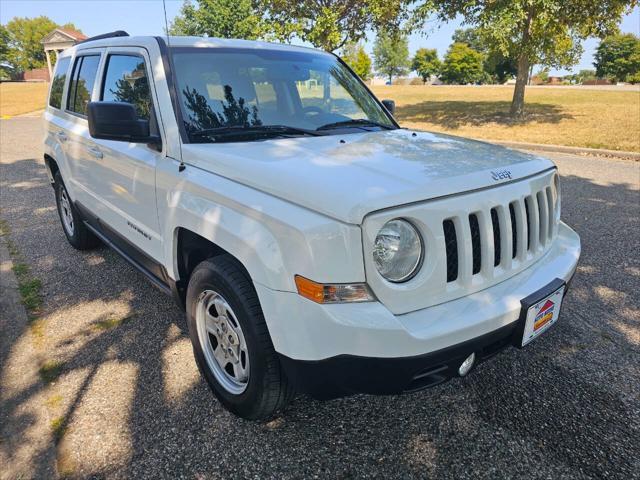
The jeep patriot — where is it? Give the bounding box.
[44,31,581,419]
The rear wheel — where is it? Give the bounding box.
[186,255,294,419]
[54,172,99,250]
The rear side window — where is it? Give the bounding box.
[67,55,101,116]
[49,57,71,109]
[101,55,151,120]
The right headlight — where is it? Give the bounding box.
[373,219,423,282]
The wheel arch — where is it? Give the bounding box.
[172,227,260,304]
[43,154,59,184]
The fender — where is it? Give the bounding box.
[157,159,366,292]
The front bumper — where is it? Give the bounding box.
[278,321,522,399]
[255,222,580,397]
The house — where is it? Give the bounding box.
[41,28,88,80]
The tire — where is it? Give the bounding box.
[54,172,99,250]
[186,255,294,419]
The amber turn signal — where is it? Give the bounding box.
[294,275,375,304]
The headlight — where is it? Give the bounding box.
[373,219,423,282]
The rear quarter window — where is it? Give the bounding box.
[49,57,71,109]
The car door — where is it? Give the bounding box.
[44,55,72,182]
[60,50,103,210]
[88,47,164,266]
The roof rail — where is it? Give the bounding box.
[77,30,129,44]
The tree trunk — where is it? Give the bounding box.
[510,54,529,118]
[510,7,535,118]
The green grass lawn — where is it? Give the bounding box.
[371,85,640,152]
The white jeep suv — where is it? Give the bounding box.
[44,31,580,419]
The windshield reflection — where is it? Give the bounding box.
[171,48,395,143]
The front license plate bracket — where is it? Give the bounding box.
[513,278,566,348]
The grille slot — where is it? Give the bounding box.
[524,197,532,251]
[537,191,548,245]
[490,208,501,266]
[546,186,554,239]
[443,219,458,282]
[509,202,518,258]
[469,214,482,275]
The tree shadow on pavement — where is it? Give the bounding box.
[396,100,573,129]
[1,153,638,478]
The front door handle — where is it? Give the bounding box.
[87,146,103,159]
[56,131,68,142]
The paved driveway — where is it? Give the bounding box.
[1,117,639,479]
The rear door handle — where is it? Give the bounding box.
[56,131,68,142]
[87,146,103,159]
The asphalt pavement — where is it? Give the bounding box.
[1,116,639,479]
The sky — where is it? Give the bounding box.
[1,0,639,75]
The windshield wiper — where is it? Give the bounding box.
[316,118,395,131]
[191,124,321,141]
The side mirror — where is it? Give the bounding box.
[381,99,395,115]
[87,102,159,145]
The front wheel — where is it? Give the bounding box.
[186,255,294,419]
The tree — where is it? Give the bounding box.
[0,25,10,79]
[412,0,636,117]
[534,68,549,84]
[3,16,80,72]
[341,43,372,80]
[440,42,485,84]
[373,29,410,83]
[453,28,518,84]
[411,48,441,83]
[594,33,640,83]
[565,69,597,84]
[264,0,405,52]
[452,28,484,52]
[170,0,275,40]
[170,0,264,39]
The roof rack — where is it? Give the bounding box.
[77,30,129,44]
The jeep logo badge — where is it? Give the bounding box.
[491,170,512,181]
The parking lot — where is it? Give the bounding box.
[1,116,639,479]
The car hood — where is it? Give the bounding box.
[182,129,555,224]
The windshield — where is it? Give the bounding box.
[171,48,396,143]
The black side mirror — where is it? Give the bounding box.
[87,102,159,145]
[381,99,395,115]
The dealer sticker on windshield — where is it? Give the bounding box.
[521,286,565,347]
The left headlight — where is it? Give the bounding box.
[373,219,423,282]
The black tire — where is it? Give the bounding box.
[186,255,294,420]
[54,172,99,250]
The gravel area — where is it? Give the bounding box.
[1,117,639,479]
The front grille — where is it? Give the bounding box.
[442,184,556,282]
[364,170,559,315]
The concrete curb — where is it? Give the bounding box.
[489,140,640,161]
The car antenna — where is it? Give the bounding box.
[163,0,186,172]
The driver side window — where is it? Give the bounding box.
[101,54,152,121]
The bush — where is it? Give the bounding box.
[410,77,424,85]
